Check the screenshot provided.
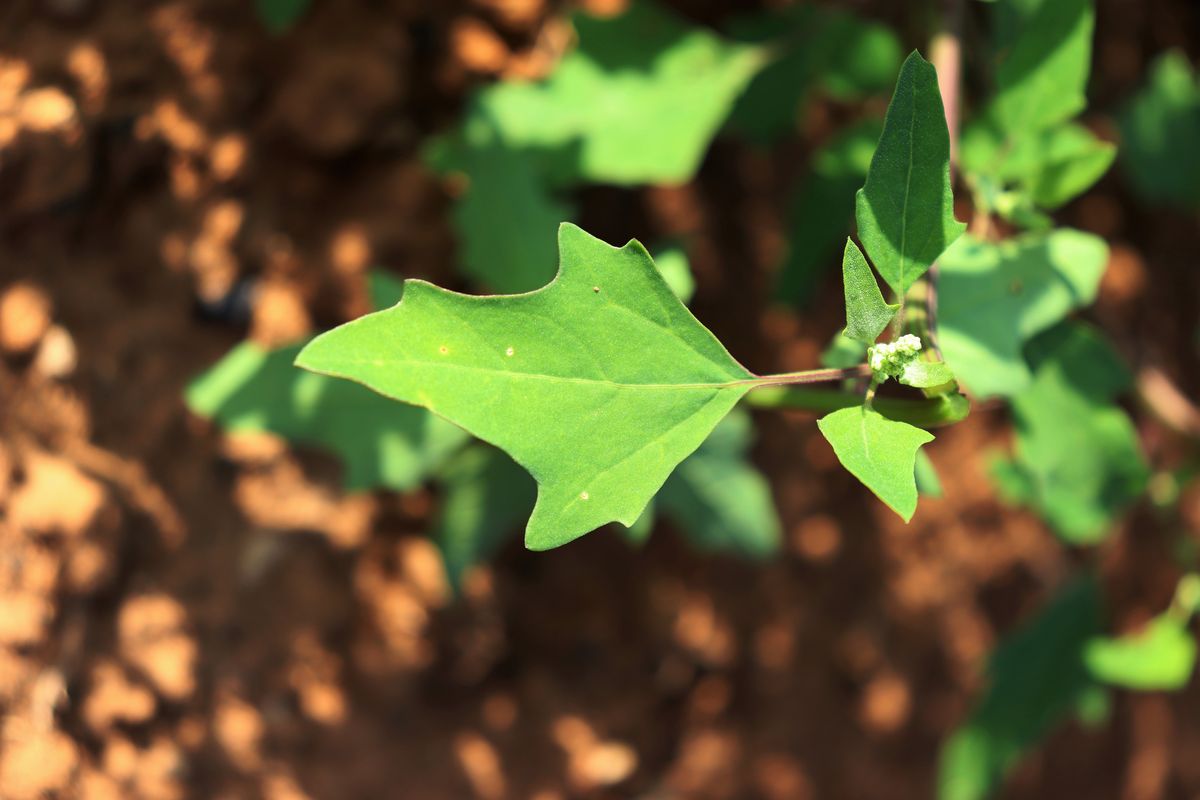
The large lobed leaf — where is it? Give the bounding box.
[855,51,965,296]
[296,224,756,550]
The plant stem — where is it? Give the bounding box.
[750,364,872,387]
[744,386,969,428]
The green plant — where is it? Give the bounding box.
[298,51,966,548]
[187,1,1199,795]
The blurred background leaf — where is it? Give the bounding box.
[1119,50,1200,209]
[938,576,1104,800]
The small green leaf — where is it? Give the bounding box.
[817,405,934,521]
[898,359,954,389]
[841,238,897,345]
[256,0,312,33]
[470,0,765,185]
[658,409,781,557]
[1118,50,1200,209]
[855,51,965,295]
[1085,616,1197,691]
[296,223,755,550]
[914,450,943,498]
[998,322,1148,543]
[776,119,882,304]
[938,576,1103,800]
[938,229,1108,398]
[434,444,536,592]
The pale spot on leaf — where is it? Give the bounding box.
[505,347,514,357]
[579,491,589,501]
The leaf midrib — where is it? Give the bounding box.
[313,357,757,392]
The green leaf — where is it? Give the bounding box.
[256,0,311,33]
[296,223,756,550]
[855,51,965,295]
[1020,125,1115,209]
[914,450,943,498]
[1085,616,1197,691]
[185,342,467,492]
[996,322,1148,543]
[1118,50,1200,209]
[938,229,1108,399]
[428,122,574,294]
[776,119,882,304]
[817,405,934,522]
[658,409,781,557]
[938,576,1103,800]
[433,444,536,592]
[987,0,1094,138]
[898,359,954,389]
[652,243,695,304]
[962,122,1114,218]
[820,331,868,369]
[726,6,900,143]
[470,0,765,185]
[841,238,897,345]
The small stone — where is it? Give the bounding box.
[0,282,52,355]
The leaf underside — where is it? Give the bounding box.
[296,223,754,550]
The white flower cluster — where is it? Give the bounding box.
[868,334,922,378]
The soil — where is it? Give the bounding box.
[0,0,1197,798]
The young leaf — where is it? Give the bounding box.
[938,229,1107,399]
[776,119,882,305]
[1085,616,1197,691]
[470,0,765,185]
[817,405,934,522]
[995,322,1148,544]
[938,576,1103,800]
[840,238,897,345]
[855,51,965,295]
[186,274,467,491]
[657,409,781,557]
[1118,50,1200,209]
[296,223,756,551]
[433,444,536,592]
[898,359,954,389]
